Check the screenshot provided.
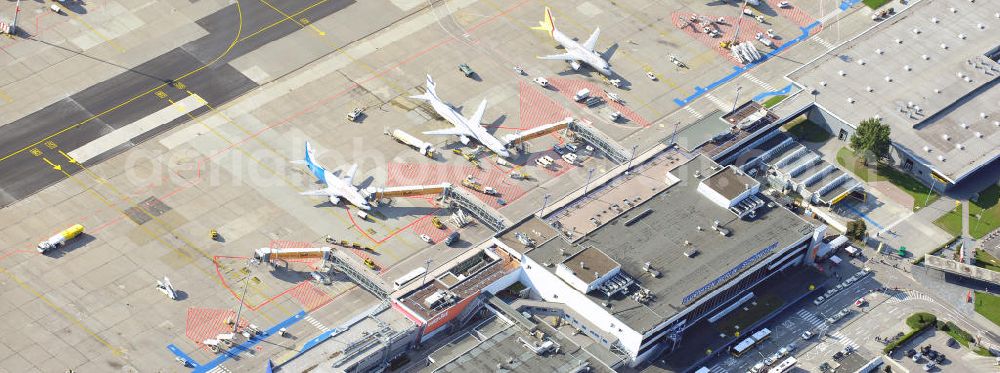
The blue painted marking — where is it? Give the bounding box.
[844,203,886,230]
[673,21,821,107]
[189,310,306,373]
[752,83,794,102]
[840,0,862,11]
[167,344,201,368]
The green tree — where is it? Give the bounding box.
[845,218,867,241]
[850,117,892,166]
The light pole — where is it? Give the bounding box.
[421,258,433,286]
[539,194,551,217]
[731,86,743,114]
[10,0,21,36]
[626,145,638,171]
[669,121,680,147]
[233,261,252,333]
[923,177,937,207]
[583,168,595,195]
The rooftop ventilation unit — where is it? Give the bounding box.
[894,38,902,44]
[922,54,930,60]
[975,132,983,138]
[938,155,946,161]
[884,76,893,82]
[994,121,999,127]
[930,17,939,24]
[819,81,827,86]
[866,86,874,92]
[923,145,932,152]
[847,97,856,104]
[941,43,948,49]
[934,88,942,94]
[857,59,866,66]
[958,33,967,40]
[838,70,846,77]
[903,65,912,71]
[980,112,988,119]
[978,23,986,30]
[942,133,951,141]
[684,249,699,258]
[956,143,965,150]
[949,7,956,13]
[912,28,921,34]
[875,48,884,55]
[960,122,970,129]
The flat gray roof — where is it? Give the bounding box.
[525,155,815,332]
[788,0,1000,181]
[425,316,614,373]
[704,166,757,201]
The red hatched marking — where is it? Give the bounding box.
[671,12,782,66]
[545,78,650,127]
[763,0,818,30]
[286,282,334,312]
[517,80,572,130]
[269,240,317,249]
[185,307,248,345]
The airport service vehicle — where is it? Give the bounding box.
[443,231,460,246]
[393,267,427,290]
[413,75,510,157]
[37,224,84,253]
[432,217,445,229]
[609,111,623,122]
[565,143,578,152]
[574,88,591,102]
[461,175,498,195]
[347,108,364,122]
[531,7,614,76]
[562,153,578,165]
[388,129,435,158]
[156,276,177,299]
[458,64,475,78]
[293,141,371,210]
[533,77,549,87]
[420,234,433,243]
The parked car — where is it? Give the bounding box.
[947,338,957,347]
[923,362,936,371]
[934,353,945,363]
[814,296,826,306]
[912,352,923,362]
[801,330,814,340]
[905,349,917,357]
[458,64,475,77]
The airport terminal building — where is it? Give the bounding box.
[394,148,827,369]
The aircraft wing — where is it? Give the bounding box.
[467,99,488,127]
[342,164,358,184]
[583,27,601,51]
[423,126,473,137]
[537,52,577,61]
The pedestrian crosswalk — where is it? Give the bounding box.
[207,365,233,373]
[704,93,731,112]
[811,35,836,50]
[707,365,728,373]
[683,105,704,119]
[304,315,331,332]
[743,73,776,91]
[795,309,860,351]
[886,289,931,304]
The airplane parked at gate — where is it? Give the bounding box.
[292,141,372,210]
[532,7,616,76]
[413,75,511,158]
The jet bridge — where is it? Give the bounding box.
[443,187,512,232]
[253,247,390,300]
[567,119,630,164]
[502,117,574,147]
[366,183,451,200]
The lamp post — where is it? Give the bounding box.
[731,85,743,114]
[584,168,595,195]
[421,258,433,286]
[539,194,551,217]
[232,260,253,333]
[626,145,638,171]
[10,0,21,36]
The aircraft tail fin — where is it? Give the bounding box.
[530,7,557,37]
[409,75,438,101]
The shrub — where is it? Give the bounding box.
[906,312,936,330]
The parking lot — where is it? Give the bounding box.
[887,329,996,373]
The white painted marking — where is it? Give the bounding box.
[744,73,776,91]
[70,94,206,163]
[683,105,704,119]
[812,36,835,50]
[704,93,731,111]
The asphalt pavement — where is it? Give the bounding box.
[0,0,357,207]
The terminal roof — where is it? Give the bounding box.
[788,0,1000,181]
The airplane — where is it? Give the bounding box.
[531,7,615,76]
[156,276,177,300]
[412,75,511,158]
[292,141,372,210]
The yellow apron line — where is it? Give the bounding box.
[0,0,244,165]
[257,0,325,36]
[64,10,125,53]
